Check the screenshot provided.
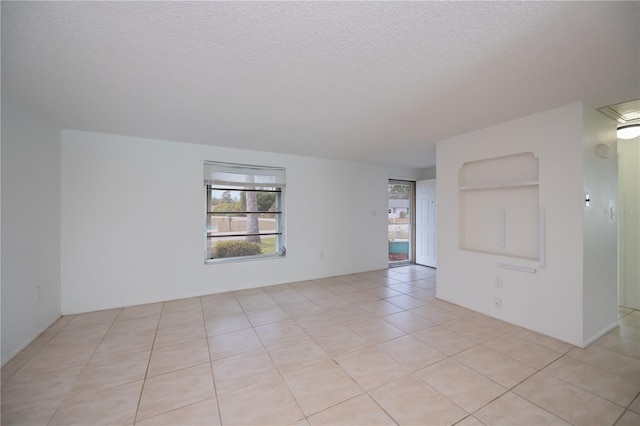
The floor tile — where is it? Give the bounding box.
[201,299,244,318]
[630,393,640,414]
[92,329,155,361]
[387,283,423,294]
[254,319,307,346]
[217,377,303,425]
[49,380,142,425]
[153,321,206,349]
[621,313,640,328]
[327,305,376,326]
[412,326,483,356]
[408,290,437,303]
[147,338,210,377]
[455,416,486,426]
[364,275,403,286]
[617,410,640,426]
[383,310,435,333]
[543,356,639,407]
[369,374,467,426]
[348,318,405,344]
[335,347,409,390]
[158,309,203,329]
[377,335,447,371]
[265,288,309,305]
[107,315,160,336]
[609,324,640,342]
[235,293,278,312]
[266,336,329,372]
[1,367,84,414]
[207,328,263,360]
[245,306,291,326]
[2,267,635,426]
[136,363,215,421]
[454,345,536,388]
[474,392,570,426]
[311,328,368,357]
[307,394,395,425]
[0,402,59,426]
[294,313,343,334]
[136,398,220,425]
[416,358,506,413]
[282,360,363,416]
[442,316,510,341]
[46,323,111,346]
[311,295,352,310]
[117,302,163,321]
[347,280,382,290]
[16,340,98,378]
[513,372,624,425]
[211,347,280,394]
[340,291,381,304]
[410,305,466,325]
[365,287,403,299]
[280,300,325,318]
[483,334,562,369]
[204,313,252,337]
[69,350,150,395]
[594,334,640,359]
[385,294,429,310]
[509,328,575,353]
[64,308,122,329]
[357,300,404,317]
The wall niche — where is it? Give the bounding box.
[458,152,540,261]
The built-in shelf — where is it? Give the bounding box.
[458,152,542,264]
[458,180,539,191]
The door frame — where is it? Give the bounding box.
[388,179,416,266]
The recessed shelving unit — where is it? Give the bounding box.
[458,152,542,264]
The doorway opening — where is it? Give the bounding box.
[388,180,415,266]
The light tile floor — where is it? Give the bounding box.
[2,265,639,425]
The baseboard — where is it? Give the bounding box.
[580,320,620,349]
[1,315,61,367]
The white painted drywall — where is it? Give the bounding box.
[60,130,417,314]
[437,103,587,346]
[581,105,619,343]
[1,96,62,365]
[618,137,640,310]
[417,167,436,180]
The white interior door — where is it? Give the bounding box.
[416,179,437,267]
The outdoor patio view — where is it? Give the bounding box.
[207,189,279,258]
[388,182,411,263]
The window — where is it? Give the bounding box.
[204,162,286,262]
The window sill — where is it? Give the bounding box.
[205,254,286,265]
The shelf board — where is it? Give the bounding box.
[458,180,539,191]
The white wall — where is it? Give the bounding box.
[582,106,619,344]
[437,103,589,346]
[1,96,62,364]
[618,137,640,310]
[417,167,436,180]
[61,130,416,314]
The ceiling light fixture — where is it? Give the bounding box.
[617,123,640,139]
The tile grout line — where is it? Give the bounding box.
[200,295,224,426]
[132,302,163,425]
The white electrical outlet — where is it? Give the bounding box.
[495,277,503,288]
[34,286,41,301]
[493,297,502,309]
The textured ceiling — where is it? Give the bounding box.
[2,1,639,168]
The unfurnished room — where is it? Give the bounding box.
[1,1,639,425]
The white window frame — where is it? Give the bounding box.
[204,161,286,263]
